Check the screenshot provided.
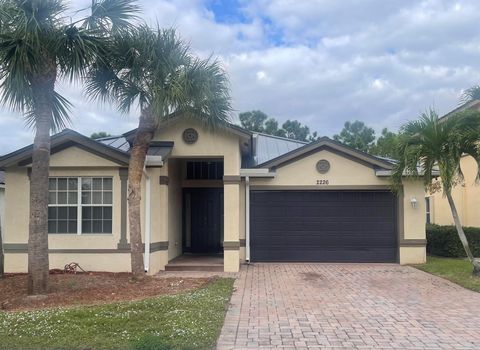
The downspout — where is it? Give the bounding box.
[143,167,151,273]
[245,176,250,263]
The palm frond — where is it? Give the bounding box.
[24,91,72,132]
[393,107,480,196]
[85,0,139,33]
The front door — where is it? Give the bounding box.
[184,188,223,254]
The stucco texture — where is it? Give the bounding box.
[428,155,480,227]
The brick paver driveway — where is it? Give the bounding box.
[217,263,480,349]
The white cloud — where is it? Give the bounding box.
[1,0,480,152]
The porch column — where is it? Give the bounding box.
[146,170,170,275]
[223,176,241,272]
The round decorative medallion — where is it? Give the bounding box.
[183,128,198,144]
[316,159,330,174]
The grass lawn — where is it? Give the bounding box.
[0,278,234,350]
[414,256,480,292]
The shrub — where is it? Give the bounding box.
[130,335,173,350]
[427,224,480,257]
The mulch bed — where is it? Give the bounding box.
[0,272,211,312]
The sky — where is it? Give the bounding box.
[1,0,480,153]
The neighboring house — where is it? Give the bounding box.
[0,116,426,274]
[427,99,480,227]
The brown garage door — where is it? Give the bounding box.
[250,190,398,262]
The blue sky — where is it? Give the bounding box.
[1,0,480,152]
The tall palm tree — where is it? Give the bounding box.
[86,26,232,277]
[392,109,480,276]
[0,0,138,295]
[460,85,480,104]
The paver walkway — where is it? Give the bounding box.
[217,263,480,349]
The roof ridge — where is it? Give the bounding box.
[255,131,310,144]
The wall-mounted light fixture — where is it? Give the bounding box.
[410,197,418,209]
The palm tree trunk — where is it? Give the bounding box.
[27,68,56,295]
[446,190,480,276]
[128,109,156,278]
[27,103,52,294]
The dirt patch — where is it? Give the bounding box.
[0,272,210,312]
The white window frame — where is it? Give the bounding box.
[48,176,113,235]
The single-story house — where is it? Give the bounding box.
[426,99,480,227]
[1,116,426,273]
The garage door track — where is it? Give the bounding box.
[217,263,480,349]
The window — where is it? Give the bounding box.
[48,177,113,234]
[186,161,223,180]
[426,197,431,224]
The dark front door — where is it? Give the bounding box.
[250,190,397,263]
[184,188,223,254]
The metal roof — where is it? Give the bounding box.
[96,135,130,152]
[254,133,307,166]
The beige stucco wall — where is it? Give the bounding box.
[252,149,390,187]
[3,146,129,273]
[0,186,4,239]
[154,118,242,176]
[402,180,427,240]
[429,155,480,227]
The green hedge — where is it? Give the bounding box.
[427,224,480,257]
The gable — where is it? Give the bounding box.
[152,118,247,174]
[0,129,130,170]
[252,148,390,187]
[48,146,122,167]
[257,137,394,170]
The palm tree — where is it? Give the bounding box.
[0,0,138,295]
[460,85,480,104]
[392,109,480,276]
[86,26,232,278]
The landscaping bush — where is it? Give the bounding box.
[427,224,480,257]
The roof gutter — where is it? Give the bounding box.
[375,169,440,177]
[240,168,276,178]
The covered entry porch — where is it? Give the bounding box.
[149,157,243,273]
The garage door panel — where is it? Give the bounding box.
[251,247,397,263]
[252,233,396,247]
[250,190,397,262]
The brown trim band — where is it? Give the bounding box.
[240,239,246,247]
[223,175,241,184]
[159,176,169,185]
[399,239,427,247]
[149,241,169,252]
[4,241,169,253]
[223,241,240,250]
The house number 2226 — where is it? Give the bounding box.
[316,179,329,185]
